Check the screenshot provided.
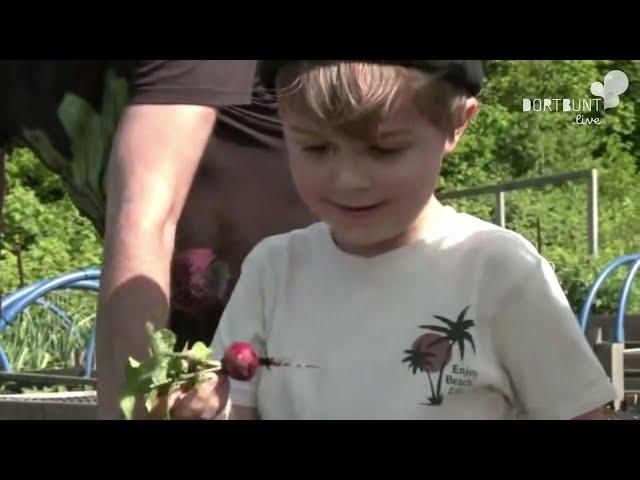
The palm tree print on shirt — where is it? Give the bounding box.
[402,306,476,406]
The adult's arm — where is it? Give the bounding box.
[96,61,256,419]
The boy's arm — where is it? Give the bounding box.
[493,253,617,420]
[210,243,271,416]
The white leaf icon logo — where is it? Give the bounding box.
[605,95,620,109]
[592,70,629,109]
[603,70,629,109]
[590,81,604,98]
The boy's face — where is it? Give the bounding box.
[282,91,473,255]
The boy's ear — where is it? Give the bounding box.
[444,98,480,155]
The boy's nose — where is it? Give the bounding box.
[331,158,372,191]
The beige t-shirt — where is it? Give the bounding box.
[211,206,616,419]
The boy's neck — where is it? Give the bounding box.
[333,196,447,257]
[415,195,448,240]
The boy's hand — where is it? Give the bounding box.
[148,374,230,420]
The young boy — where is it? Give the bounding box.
[168,60,616,420]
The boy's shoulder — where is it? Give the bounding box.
[443,208,545,277]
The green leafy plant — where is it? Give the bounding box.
[120,322,224,420]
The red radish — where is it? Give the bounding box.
[222,342,259,381]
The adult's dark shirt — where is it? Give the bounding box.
[0,60,315,347]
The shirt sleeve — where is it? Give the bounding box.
[128,60,257,107]
[493,255,616,420]
[210,247,268,409]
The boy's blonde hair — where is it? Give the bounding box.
[275,61,473,140]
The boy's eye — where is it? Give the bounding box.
[302,145,330,154]
[370,145,407,156]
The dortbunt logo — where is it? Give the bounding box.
[522,70,629,125]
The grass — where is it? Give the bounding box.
[0,289,97,394]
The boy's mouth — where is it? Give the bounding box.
[329,200,388,215]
